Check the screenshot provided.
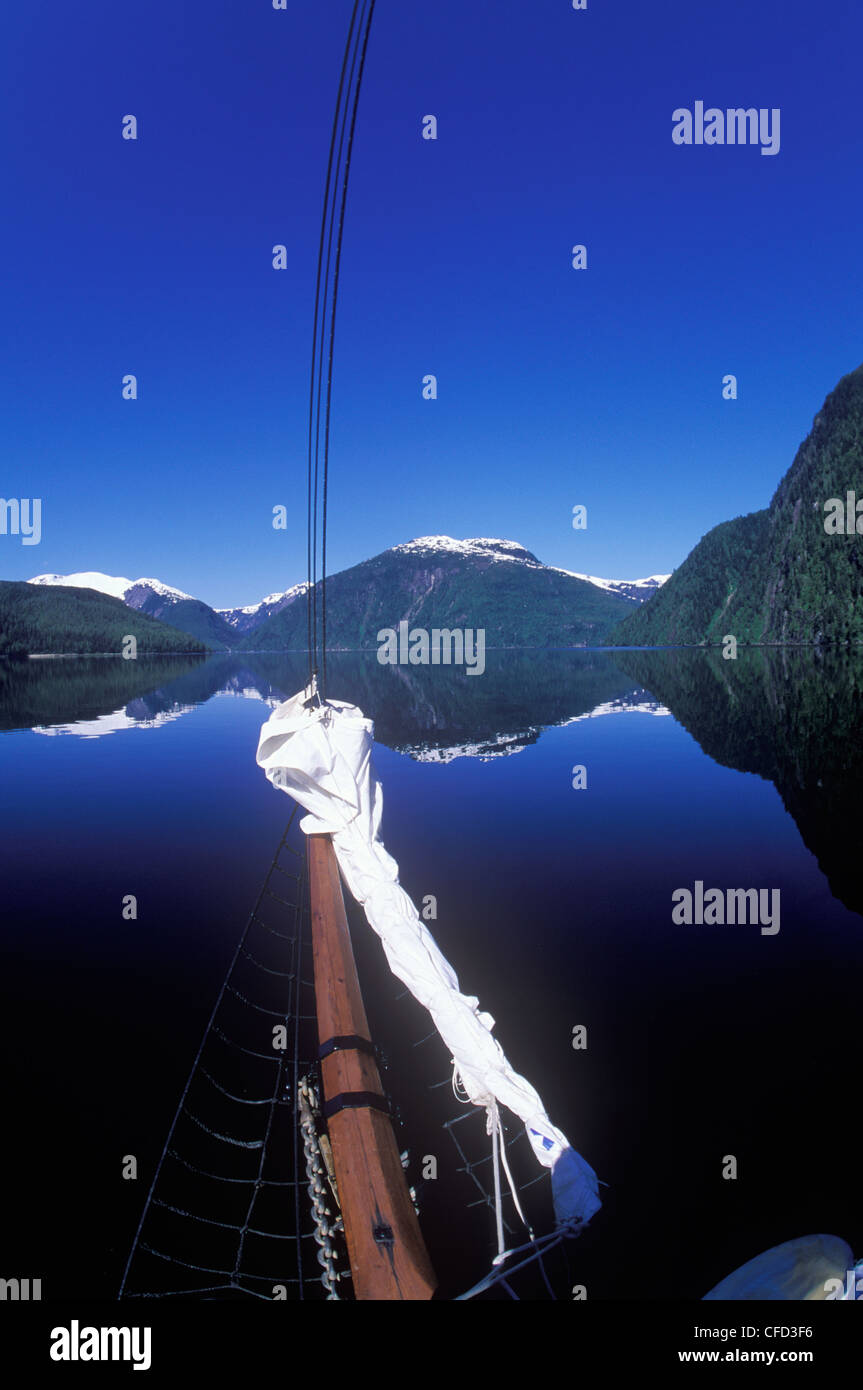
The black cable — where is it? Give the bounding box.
[321,1,377,695]
[307,2,362,684]
[306,0,376,696]
[314,11,364,692]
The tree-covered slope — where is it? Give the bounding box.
[0,581,207,656]
[741,361,863,642]
[125,586,236,650]
[609,511,769,645]
[608,362,863,646]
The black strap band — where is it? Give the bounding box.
[318,1033,377,1061]
[323,1090,391,1120]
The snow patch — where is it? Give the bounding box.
[553,568,671,592]
[129,577,196,602]
[392,536,542,566]
[217,580,309,618]
[28,571,132,601]
[28,572,197,603]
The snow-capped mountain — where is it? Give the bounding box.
[25,571,310,647]
[125,577,197,607]
[27,572,234,649]
[25,541,670,653]
[217,582,310,635]
[391,536,545,565]
[241,535,655,651]
[391,538,670,603]
[28,572,195,605]
[555,571,671,604]
[29,571,134,601]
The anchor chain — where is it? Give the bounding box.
[299,1076,343,1300]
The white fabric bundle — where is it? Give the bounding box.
[256,685,601,1231]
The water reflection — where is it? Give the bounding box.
[615,646,863,921]
[3,646,862,918]
[0,650,659,757]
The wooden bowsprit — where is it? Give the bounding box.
[307,833,436,1301]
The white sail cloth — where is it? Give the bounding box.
[256,685,601,1231]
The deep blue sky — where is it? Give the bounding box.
[2,0,862,607]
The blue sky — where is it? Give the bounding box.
[2,0,862,608]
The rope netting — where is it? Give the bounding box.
[381,976,582,1302]
[118,812,347,1302]
[118,810,583,1302]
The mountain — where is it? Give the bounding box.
[240,536,637,651]
[223,570,663,635]
[560,572,670,603]
[27,570,134,601]
[605,512,769,646]
[0,581,207,657]
[28,572,236,650]
[28,571,190,602]
[216,583,309,635]
[123,582,236,650]
[608,362,863,646]
[23,546,667,653]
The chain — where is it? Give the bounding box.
[298,1076,343,1300]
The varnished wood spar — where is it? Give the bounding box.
[307,833,436,1301]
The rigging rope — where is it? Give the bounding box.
[117,813,341,1302]
[118,807,580,1302]
[306,0,377,697]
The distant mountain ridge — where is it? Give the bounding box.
[24,546,669,652]
[216,583,310,635]
[29,572,236,649]
[609,362,863,646]
[558,572,670,603]
[238,536,647,651]
[29,571,193,602]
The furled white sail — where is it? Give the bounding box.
[256,684,602,1231]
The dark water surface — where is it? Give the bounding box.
[1,648,860,1299]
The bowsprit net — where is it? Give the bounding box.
[118,810,347,1302]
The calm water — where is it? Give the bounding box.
[1,648,860,1299]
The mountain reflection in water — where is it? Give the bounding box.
[2,645,861,918]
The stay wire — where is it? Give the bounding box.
[306,0,362,685]
[315,2,365,688]
[306,0,376,697]
[320,0,377,696]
